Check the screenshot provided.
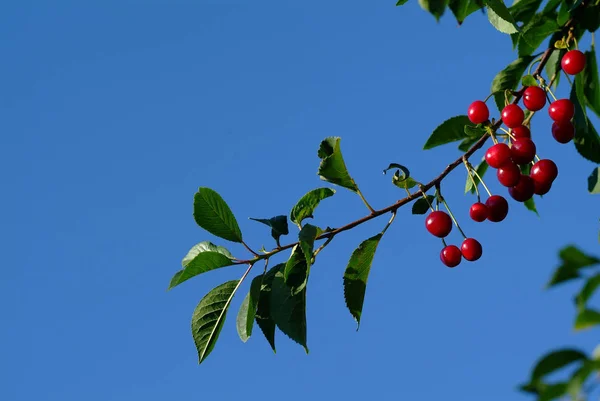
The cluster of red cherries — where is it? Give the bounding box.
[426,49,586,268]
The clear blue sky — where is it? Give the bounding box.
[1,2,598,400]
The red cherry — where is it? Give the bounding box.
[512,125,531,139]
[485,195,509,222]
[531,159,558,185]
[549,99,574,123]
[461,238,483,262]
[510,138,537,165]
[469,202,488,222]
[497,161,521,187]
[551,121,575,144]
[534,180,552,195]
[501,104,525,128]
[509,175,535,202]
[485,143,512,168]
[425,211,453,238]
[523,86,547,111]
[468,101,490,124]
[561,50,586,75]
[440,245,462,268]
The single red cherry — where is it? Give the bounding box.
[523,86,547,111]
[534,180,552,195]
[561,50,586,75]
[510,138,537,165]
[468,101,490,124]
[501,104,525,128]
[469,202,488,222]
[485,195,509,222]
[440,245,462,268]
[497,161,521,187]
[548,99,574,123]
[551,121,575,144]
[485,143,512,168]
[461,238,483,262]
[512,125,531,139]
[509,175,535,202]
[531,159,558,185]
[425,211,453,238]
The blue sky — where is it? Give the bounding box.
[1,1,598,400]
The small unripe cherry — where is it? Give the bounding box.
[510,137,537,165]
[469,202,488,222]
[531,159,558,185]
[561,50,586,75]
[485,195,509,222]
[425,210,453,238]
[501,104,525,128]
[523,86,547,111]
[508,175,535,202]
[485,143,512,168]
[512,125,531,139]
[461,238,483,262]
[551,121,575,144]
[548,99,575,123]
[468,101,490,124]
[440,245,462,268]
[497,161,521,187]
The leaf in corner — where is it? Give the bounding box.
[270,269,308,352]
[193,187,243,243]
[588,167,600,194]
[317,137,359,192]
[418,0,447,20]
[524,197,538,216]
[485,0,520,34]
[530,348,588,381]
[344,234,383,328]
[449,0,483,24]
[396,0,409,5]
[191,280,240,364]
[236,273,263,343]
[423,115,472,149]
[574,309,600,331]
[584,45,600,117]
[491,56,535,111]
[290,187,335,227]
[169,242,235,290]
[574,118,600,163]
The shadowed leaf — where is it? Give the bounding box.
[270,269,308,352]
[236,273,264,342]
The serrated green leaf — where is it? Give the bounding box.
[510,0,543,22]
[519,13,559,57]
[449,0,483,24]
[270,269,308,352]
[254,264,281,352]
[588,167,600,194]
[575,273,600,309]
[465,160,489,194]
[531,349,588,381]
[584,46,600,117]
[290,188,335,227]
[491,56,535,111]
[236,273,263,342]
[249,215,289,243]
[412,196,435,214]
[418,0,448,20]
[193,187,243,243]
[574,309,600,330]
[344,233,383,328]
[522,74,538,86]
[524,197,539,215]
[191,280,240,364]
[423,115,472,149]
[317,137,359,192]
[169,242,235,289]
[485,0,520,34]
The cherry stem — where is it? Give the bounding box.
[564,72,574,86]
[418,185,436,212]
[313,236,334,261]
[381,211,397,235]
[470,164,493,197]
[528,57,543,76]
[242,241,260,257]
[463,159,481,202]
[357,189,376,214]
[441,238,448,247]
[441,197,468,239]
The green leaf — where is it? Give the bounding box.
[270,269,308,352]
[510,0,543,22]
[521,74,538,86]
[254,264,281,352]
[538,383,568,401]
[575,273,600,308]
[547,264,581,287]
[193,187,243,243]
[396,0,409,5]
[571,75,589,129]
[191,280,240,364]
[584,46,600,117]
[465,159,489,194]
[317,137,359,192]
[579,4,600,32]
[236,273,263,343]
[524,197,538,215]
[531,349,588,380]
[542,0,562,13]
[392,171,419,190]
[423,115,472,149]
[449,0,483,24]
[418,0,448,20]
[412,196,435,214]
[560,245,600,268]
[344,234,383,328]
[249,215,289,243]
[519,13,559,57]
[485,0,520,34]
[574,309,600,330]
[290,188,335,227]
[458,136,481,151]
[574,117,600,163]
[169,242,235,290]
[491,56,535,111]
[299,224,321,267]
[556,1,569,26]
[588,167,600,194]
[283,224,321,294]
